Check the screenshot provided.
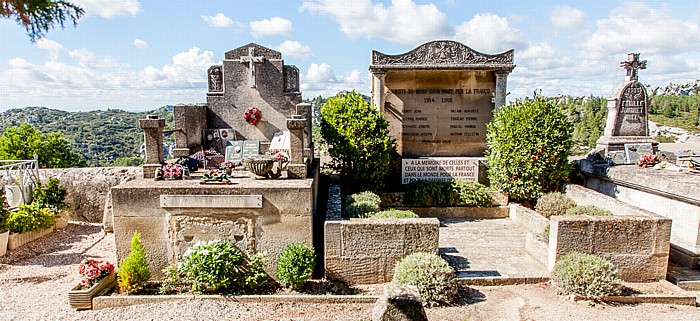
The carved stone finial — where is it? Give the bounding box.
[620,53,647,81]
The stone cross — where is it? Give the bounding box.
[620,53,647,81]
[240,47,265,88]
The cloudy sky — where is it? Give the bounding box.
[1,0,699,112]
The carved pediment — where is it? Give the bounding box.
[371,40,514,69]
[225,43,282,60]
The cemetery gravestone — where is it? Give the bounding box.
[369,40,515,185]
[596,53,657,162]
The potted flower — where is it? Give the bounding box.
[637,154,660,168]
[244,107,262,125]
[219,160,236,175]
[68,258,116,310]
[162,163,184,180]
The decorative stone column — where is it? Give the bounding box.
[140,115,165,179]
[371,70,387,112]
[296,103,314,161]
[494,70,510,109]
[286,115,307,179]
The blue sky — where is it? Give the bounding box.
[1,0,699,112]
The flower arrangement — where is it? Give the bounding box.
[78,258,115,290]
[637,154,661,168]
[219,160,236,169]
[268,149,290,163]
[162,163,184,179]
[191,149,221,162]
[244,107,262,125]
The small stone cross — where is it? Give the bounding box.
[240,47,265,88]
[620,53,647,81]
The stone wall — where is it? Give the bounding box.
[0,167,141,223]
[324,218,439,284]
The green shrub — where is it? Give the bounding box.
[117,231,151,294]
[405,180,491,207]
[0,187,9,231]
[486,94,574,202]
[320,91,395,193]
[551,252,623,298]
[32,177,68,215]
[392,252,459,307]
[177,240,273,294]
[564,205,613,217]
[6,203,54,233]
[370,209,419,219]
[345,191,381,218]
[535,192,576,218]
[277,242,316,291]
[159,264,191,294]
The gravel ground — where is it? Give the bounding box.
[1,222,699,321]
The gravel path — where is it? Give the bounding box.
[1,223,699,321]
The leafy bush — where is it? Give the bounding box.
[32,177,68,215]
[486,94,574,202]
[6,203,54,233]
[551,252,623,299]
[159,264,191,295]
[370,209,418,219]
[404,180,491,207]
[320,91,395,193]
[535,192,576,218]
[0,187,9,231]
[345,191,381,218]
[392,252,459,307]
[178,240,273,294]
[117,231,151,294]
[277,242,316,291]
[0,123,85,168]
[564,205,613,217]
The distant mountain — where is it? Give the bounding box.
[0,106,174,167]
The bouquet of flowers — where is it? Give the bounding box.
[162,163,184,179]
[219,160,236,169]
[78,258,114,289]
[637,154,661,168]
[268,149,290,163]
[244,107,262,125]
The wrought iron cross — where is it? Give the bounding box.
[240,47,265,88]
[620,53,647,81]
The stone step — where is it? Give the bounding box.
[667,264,700,291]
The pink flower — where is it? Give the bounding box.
[78,263,86,275]
[80,278,90,287]
[85,266,100,280]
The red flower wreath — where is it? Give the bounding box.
[244,107,262,125]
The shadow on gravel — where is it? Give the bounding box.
[456,287,486,305]
[440,247,470,270]
[0,222,104,267]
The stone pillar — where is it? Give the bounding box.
[494,70,510,109]
[371,70,387,112]
[296,103,314,161]
[140,115,165,179]
[286,115,307,179]
[173,103,207,158]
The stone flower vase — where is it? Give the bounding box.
[68,272,117,310]
[0,230,8,257]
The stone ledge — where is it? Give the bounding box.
[457,276,549,286]
[92,294,378,310]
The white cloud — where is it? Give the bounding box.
[201,13,234,28]
[583,2,700,58]
[0,47,216,111]
[550,5,586,29]
[272,41,312,59]
[35,39,65,60]
[72,0,140,19]
[250,17,294,38]
[300,63,369,97]
[133,39,148,49]
[454,13,527,53]
[301,0,452,45]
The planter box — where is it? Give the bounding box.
[7,227,54,251]
[68,272,117,310]
[0,230,8,257]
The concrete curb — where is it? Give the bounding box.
[92,294,379,310]
[572,281,697,306]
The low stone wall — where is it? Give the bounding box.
[37,167,141,222]
[325,218,439,284]
[577,159,700,268]
[550,184,671,282]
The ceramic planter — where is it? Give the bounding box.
[7,227,54,251]
[0,230,8,257]
[68,272,117,310]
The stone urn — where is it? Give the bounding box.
[242,155,282,178]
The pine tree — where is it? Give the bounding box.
[117,231,151,294]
